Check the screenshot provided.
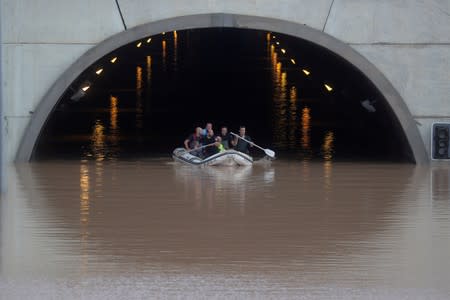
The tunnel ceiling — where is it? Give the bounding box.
[33,28,413,162]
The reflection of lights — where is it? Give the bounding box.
[136,66,142,90]
[146,56,152,84]
[110,96,118,131]
[288,86,298,149]
[91,120,106,161]
[110,56,118,63]
[266,33,271,41]
[80,164,89,204]
[281,72,287,95]
[289,86,297,104]
[162,40,167,69]
[80,162,90,225]
[290,59,296,64]
[146,37,152,43]
[281,48,286,54]
[276,41,280,45]
[275,71,288,148]
[324,83,333,92]
[95,68,103,75]
[136,66,143,129]
[323,160,333,196]
[276,62,282,76]
[322,131,335,161]
[136,41,142,48]
[302,69,310,76]
[301,107,311,150]
[272,35,276,39]
[173,30,178,66]
[110,96,120,157]
[270,33,290,150]
[272,52,278,69]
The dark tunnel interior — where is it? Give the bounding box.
[33,28,414,162]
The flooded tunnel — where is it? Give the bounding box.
[33,28,413,162]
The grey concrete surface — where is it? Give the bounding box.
[1,0,449,165]
[118,0,334,30]
[353,45,450,117]
[0,3,3,192]
[2,0,124,44]
[326,0,450,44]
[2,44,92,116]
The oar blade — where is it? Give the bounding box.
[264,149,276,158]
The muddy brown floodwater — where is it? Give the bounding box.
[1,159,450,299]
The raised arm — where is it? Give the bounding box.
[184,138,190,150]
[231,136,238,146]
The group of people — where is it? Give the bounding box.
[183,123,253,158]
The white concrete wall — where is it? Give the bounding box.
[1,0,124,163]
[119,0,334,30]
[1,0,449,162]
[326,0,450,157]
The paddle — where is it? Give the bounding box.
[184,142,217,154]
[230,132,276,159]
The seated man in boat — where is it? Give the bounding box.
[184,127,203,157]
[231,126,253,155]
[202,129,219,157]
[219,126,232,149]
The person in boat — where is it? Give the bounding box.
[202,129,218,157]
[231,125,253,155]
[201,122,213,138]
[215,136,226,152]
[219,126,232,149]
[184,127,202,157]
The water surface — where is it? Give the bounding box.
[1,160,449,298]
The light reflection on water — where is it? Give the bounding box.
[322,131,334,160]
[162,39,167,72]
[267,33,336,161]
[1,161,450,298]
[136,66,144,130]
[288,86,298,150]
[301,106,312,158]
[173,31,178,69]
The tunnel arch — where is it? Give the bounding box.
[16,13,428,163]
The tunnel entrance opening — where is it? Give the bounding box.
[33,28,413,162]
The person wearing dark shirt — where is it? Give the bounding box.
[231,126,253,155]
[202,129,218,157]
[219,126,232,149]
[184,127,202,157]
